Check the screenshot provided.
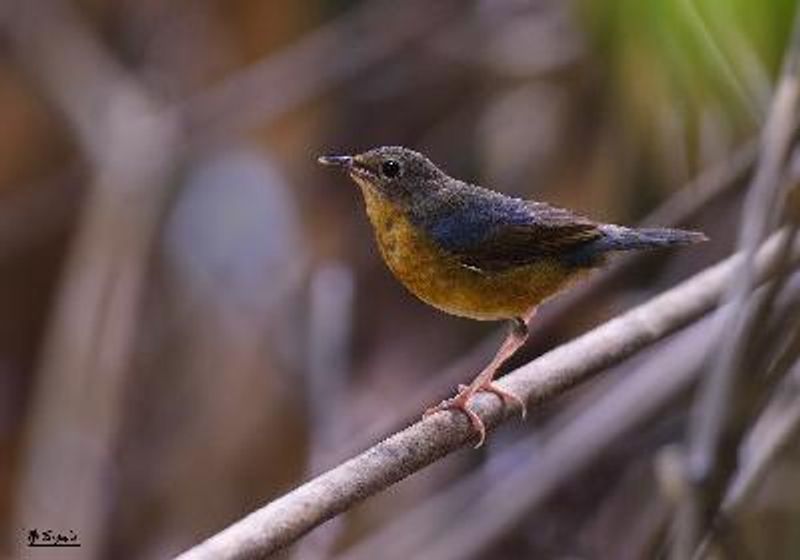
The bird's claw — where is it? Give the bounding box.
[423,382,527,448]
[457,382,526,418]
[424,393,487,448]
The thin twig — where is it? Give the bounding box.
[176,231,800,560]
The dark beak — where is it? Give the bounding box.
[317,155,353,169]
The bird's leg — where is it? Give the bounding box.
[424,307,536,447]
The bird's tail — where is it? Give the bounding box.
[596,224,708,252]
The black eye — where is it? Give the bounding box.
[381,159,400,178]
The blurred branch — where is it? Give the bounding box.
[677,5,800,554]
[0,1,167,164]
[181,0,460,152]
[176,231,800,560]
[724,372,800,511]
[679,0,764,123]
[3,2,179,559]
[0,0,752,263]
[695,363,800,559]
[696,271,800,557]
[0,0,464,263]
[294,262,355,560]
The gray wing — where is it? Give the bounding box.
[422,190,603,272]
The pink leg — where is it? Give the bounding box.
[424,307,536,447]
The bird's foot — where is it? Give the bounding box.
[423,381,526,448]
[459,381,527,420]
[424,389,487,447]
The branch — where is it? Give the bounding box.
[341,315,715,560]
[176,231,800,560]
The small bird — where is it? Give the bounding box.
[319,146,706,446]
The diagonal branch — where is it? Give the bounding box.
[176,230,800,560]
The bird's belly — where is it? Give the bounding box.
[365,196,580,321]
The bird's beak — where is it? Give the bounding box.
[317,155,353,169]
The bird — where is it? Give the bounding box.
[318,146,707,447]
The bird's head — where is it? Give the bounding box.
[318,146,446,205]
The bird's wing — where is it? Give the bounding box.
[424,194,603,272]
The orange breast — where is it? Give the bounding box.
[360,187,585,321]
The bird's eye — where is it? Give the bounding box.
[381,159,400,178]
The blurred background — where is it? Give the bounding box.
[1,0,799,558]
